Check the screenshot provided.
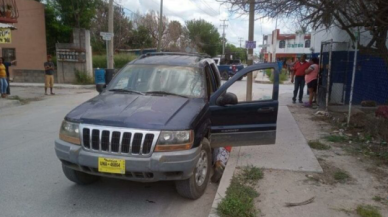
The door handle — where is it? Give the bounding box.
[257,107,274,113]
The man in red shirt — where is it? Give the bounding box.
[291,54,310,103]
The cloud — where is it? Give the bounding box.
[117,0,282,54]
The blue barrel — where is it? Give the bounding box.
[277,61,283,72]
[95,68,106,84]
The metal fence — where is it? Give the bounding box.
[317,40,352,111]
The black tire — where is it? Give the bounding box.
[221,71,229,80]
[175,138,211,200]
[62,164,100,185]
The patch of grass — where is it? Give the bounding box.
[325,135,347,143]
[217,177,259,217]
[373,196,383,202]
[240,166,263,183]
[334,170,350,182]
[74,70,94,85]
[308,140,331,150]
[356,205,381,217]
[266,69,288,84]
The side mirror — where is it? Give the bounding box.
[216,92,238,106]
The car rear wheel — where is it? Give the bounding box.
[62,164,100,185]
[175,138,211,200]
[221,71,229,80]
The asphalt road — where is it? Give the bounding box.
[0,88,217,217]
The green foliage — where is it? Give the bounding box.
[308,140,331,150]
[44,0,100,55]
[217,177,259,217]
[185,19,221,57]
[356,205,381,217]
[92,54,137,69]
[325,135,347,143]
[333,170,350,182]
[74,70,94,85]
[225,44,247,61]
[265,69,288,84]
[127,26,154,49]
[240,166,263,183]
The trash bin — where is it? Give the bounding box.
[95,68,105,93]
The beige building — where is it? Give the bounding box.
[0,0,47,80]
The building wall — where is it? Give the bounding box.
[0,0,47,79]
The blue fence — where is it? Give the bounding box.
[319,51,388,105]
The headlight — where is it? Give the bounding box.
[59,120,81,145]
[155,130,193,152]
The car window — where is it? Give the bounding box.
[108,65,206,98]
[225,68,275,103]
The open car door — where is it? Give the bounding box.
[209,63,280,148]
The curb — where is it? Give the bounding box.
[10,83,95,89]
[254,80,272,84]
[208,147,241,217]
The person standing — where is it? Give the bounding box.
[304,58,319,107]
[0,58,8,98]
[2,57,16,95]
[44,55,55,95]
[291,54,310,103]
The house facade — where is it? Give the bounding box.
[0,0,47,81]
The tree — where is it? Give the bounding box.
[185,19,221,57]
[90,1,133,53]
[135,10,169,49]
[44,0,100,54]
[127,26,154,50]
[217,0,388,64]
[225,44,247,62]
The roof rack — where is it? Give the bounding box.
[139,52,210,59]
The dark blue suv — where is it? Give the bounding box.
[55,52,279,199]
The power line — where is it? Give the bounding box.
[238,37,244,48]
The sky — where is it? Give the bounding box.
[115,0,293,55]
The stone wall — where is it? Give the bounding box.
[12,69,58,83]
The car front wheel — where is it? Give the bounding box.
[175,138,211,200]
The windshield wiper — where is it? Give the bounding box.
[109,88,144,95]
[145,91,188,98]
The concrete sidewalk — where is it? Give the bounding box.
[208,100,322,216]
[254,70,271,84]
[10,82,94,89]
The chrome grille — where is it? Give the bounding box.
[80,124,160,156]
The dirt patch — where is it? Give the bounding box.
[254,105,388,217]
[304,159,354,185]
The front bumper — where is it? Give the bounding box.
[55,139,201,182]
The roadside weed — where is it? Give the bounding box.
[325,135,347,143]
[356,205,381,217]
[308,140,331,150]
[217,166,263,217]
[241,166,263,183]
[334,170,350,183]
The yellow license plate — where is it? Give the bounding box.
[98,157,125,174]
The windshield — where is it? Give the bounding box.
[108,65,206,98]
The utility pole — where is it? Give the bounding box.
[157,0,163,52]
[246,0,254,101]
[238,37,244,48]
[108,0,114,69]
[220,19,228,59]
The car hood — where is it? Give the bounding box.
[65,93,207,130]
